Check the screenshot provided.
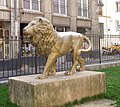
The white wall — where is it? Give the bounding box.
[99,0,120,35]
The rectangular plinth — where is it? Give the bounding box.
[9,71,106,107]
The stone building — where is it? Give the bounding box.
[0,0,100,38]
[0,0,101,58]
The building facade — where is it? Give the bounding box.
[0,0,100,38]
[0,0,100,58]
[99,0,120,35]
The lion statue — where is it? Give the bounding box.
[23,17,92,79]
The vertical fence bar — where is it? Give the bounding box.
[35,47,37,74]
[2,39,5,78]
[7,41,9,77]
[12,39,14,76]
[19,40,22,75]
[99,35,102,63]
[23,43,26,75]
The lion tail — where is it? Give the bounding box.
[79,35,92,52]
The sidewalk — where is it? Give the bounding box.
[74,99,116,107]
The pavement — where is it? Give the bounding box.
[74,99,116,107]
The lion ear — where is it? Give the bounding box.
[38,18,42,22]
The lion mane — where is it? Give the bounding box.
[23,17,92,79]
[23,17,59,55]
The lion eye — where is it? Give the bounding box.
[38,18,42,22]
[31,23,35,26]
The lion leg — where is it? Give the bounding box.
[65,50,78,75]
[48,62,56,76]
[65,38,84,75]
[37,53,58,79]
[77,54,85,72]
[78,56,85,71]
[69,60,78,75]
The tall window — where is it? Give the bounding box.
[53,0,68,14]
[78,0,89,17]
[115,20,120,31]
[0,0,7,6]
[23,0,40,11]
[116,1,120,12]
[99,0,104,6]
[99,23,104,34]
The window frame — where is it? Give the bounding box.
[53,0,68,15]
[0,0,7,7]
[23,0,40,11]
[116,1,120,12]
[99,23,104,34]
[115,20,120,31]
[77,0,89,18]
[0,0,7,6]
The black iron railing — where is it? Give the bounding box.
[0,34,120,80]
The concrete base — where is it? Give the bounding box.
[9,71,106,107]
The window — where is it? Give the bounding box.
[99,23,104,34]
[0,0,7,6]
[116,1,120,12]
[98,0,104,7]
[23,0,40,10]
[115,20,120,31]
[53,0,68,14]
[54,26,70,32]
[32,0,39,10]
[78,0,89,17]
[77,27,86,34]
[23,0,30,9]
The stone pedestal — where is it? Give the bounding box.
[9,71,106,107]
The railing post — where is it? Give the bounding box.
[2,38,5,78]
[99,35,102,63]
[35,47,37,74]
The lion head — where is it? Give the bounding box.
[23,17,53,37]
[23,17,58,55]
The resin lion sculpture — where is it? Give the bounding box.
[23,17,92,79]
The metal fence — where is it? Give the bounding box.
[0,34,120,80]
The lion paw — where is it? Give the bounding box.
[80,68,85,72]
[64,71,69,75]
[37,75,47,79]
[64,71,74,75]
[48,72,56,76]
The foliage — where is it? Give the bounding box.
[0,84,19,107]
[99,66,120,107]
